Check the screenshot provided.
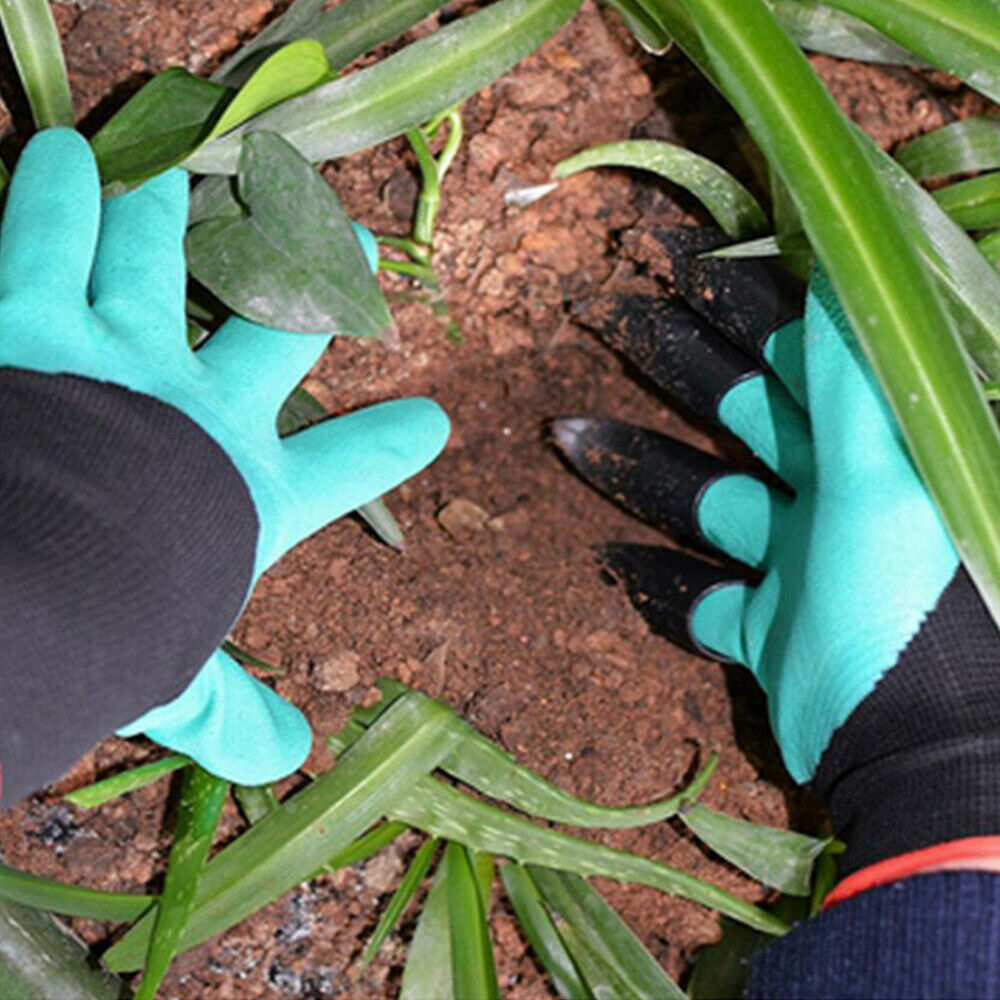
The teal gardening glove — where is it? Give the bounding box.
[0,128,450,786]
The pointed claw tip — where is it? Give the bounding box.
[550,416,591,454]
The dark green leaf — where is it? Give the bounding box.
[233,783,280,825]
[556,922,642,1000]
[978,229,1000,268]
[0,863,153,923]
[324,820,409,873]
[896,116,1000,180]
[400,859,452,1000]
[446,843,500,1000]
[277,386,328,436]
[221,640,283,674]
[600,0,673,53]
[65,756,190,809]
[931,172,1000,231]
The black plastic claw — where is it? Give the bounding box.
[600,543,741,660]
[574,293,762,423]
[552,417,730,548]
[654,226,805,359]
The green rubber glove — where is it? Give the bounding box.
[0,128,450,784]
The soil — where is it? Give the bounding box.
[0,3,992,998]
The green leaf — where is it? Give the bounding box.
[600,0,673,53]
[0,0,74,128]
[207,40,332,140]
[555,140,768,238]
[186,0,583,173]
[678,805,829,896]
[90,69,230,186]
[356,498,405,550]
[221,640,283,674]
[676,0,1000,630]
[233,783,280,825]
[362,837,439,969]
[446,843,500,1000]
[501,863,591,1000]
[0,862,153,923]
[529,867,686,1000]
[400,859,453,1000]
[931,172,1000,231]
[556,922,643,1000]
[896,116,1000,180]
[135,767,229,1000]
[820,0,1000,104]
[324,820,410,872]
[103,691,462,971]
[978,229,1000,269]
[186,130,391,336]
[65,755,190,809]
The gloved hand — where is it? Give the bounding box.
[556,227,998,791]
[0,128,449,787]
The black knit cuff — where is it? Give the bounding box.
[0,368,259,806]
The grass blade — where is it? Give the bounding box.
[446,843,500,1000]
[978,230,1000,268]
[896,115,1000,180]
[135,767,228,1000]
[362,837,439,969]
[678,805,829,896]
[400,859,453,1000]
[221,640,283,674]
[501,863,591,1000]
[233,783,280,825]
[0,0,73,127]
[530,866,685,1000]
[555,140,767,238]
[931,172,1000,231]
[186,0,583,174]
[600,0,673,53]
[103,692,462,971]
[556,922,642,1000]
[0,863,153,923]
[677,0,1000,628]
[65,756,190,809]
[325,821,409,871]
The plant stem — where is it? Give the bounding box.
[379,257,440,286]
[378,234,432,266]
[407,125,441,247]
[436,109,464,180]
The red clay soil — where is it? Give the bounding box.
[0,3,991,997]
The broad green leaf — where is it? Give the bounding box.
[65,755,190,809]
[677,0,1000,628]
[530,867,685,1000]
[931,172,1000,231]
[600,0,673,53]
[0,0,73,128]
[104,692,461,971]
[821,0,1000,104]
[0,897,128,1000]
[186,0,583,173]
[896,116,1000,180]
[446,844,500,1000]
[233,783,279,825]
[207,40,332,140]
[362,837,439,969]
[556,922,643,1000]
[501,863,591,1000]
[555,140,768,238]
[90,69,230,186]
[135,767,228,1000]
[678,805,829,896]
[400,859,453,1000]
[187,131,391,336]
[0,863,153,923]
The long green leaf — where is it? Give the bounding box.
[325,820,409,872]
[555,140,767,238]
[931,172,1000,231]
[678,805,829,896]
[501,863,591,1000]
[0,0,73,127]
[556,922,643,1000]
[896,116,1000,180]
[233,783,280,825]
[400,859,453,1000]
[187,131,391,336]
[978,230,1000,268]
[821,0,1000,104]
[65,756,190,809]
[135,767,228,1000]
[446,844,500,1000]
[530,867,686,1000]
[0,863,153,923]
[600,0,674,53]
[186,0,583,173]
[103,692,461,971]
[677,0,1000,627]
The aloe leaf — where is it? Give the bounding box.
[931,172,1000,231]
[65,756,190,809]
[387,777,787,936]
[186,131,391,336]
[400,859,453,1000]
[677,0,1000,626]
[186,0,583,174]
[362,837,439,969]
[821,0,1000,104]
[529,867,686,1000]
[207,40,332,140]
[90,69,230,186]
[0,863,153,923]
[766,0,922,64]
[103,692,461,971]
[896,116,1000,180]
[678,805,829,896]
[555,140,768,238]
[233,783,280,825]
[135,767,229,1000]
[600,0,673,53]
[446,844,500,1000]
[0,0,74,128]
[556,922,643,1000]
[501,863,591,1000]
[0,897,129,1000]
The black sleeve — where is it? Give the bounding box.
[0,367,259,807]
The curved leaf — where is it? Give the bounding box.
[931,172,1000,231]
[0,863,153,923]
[896,115,1000,180]
[446,844,500,1000]
[66,755,190,809]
